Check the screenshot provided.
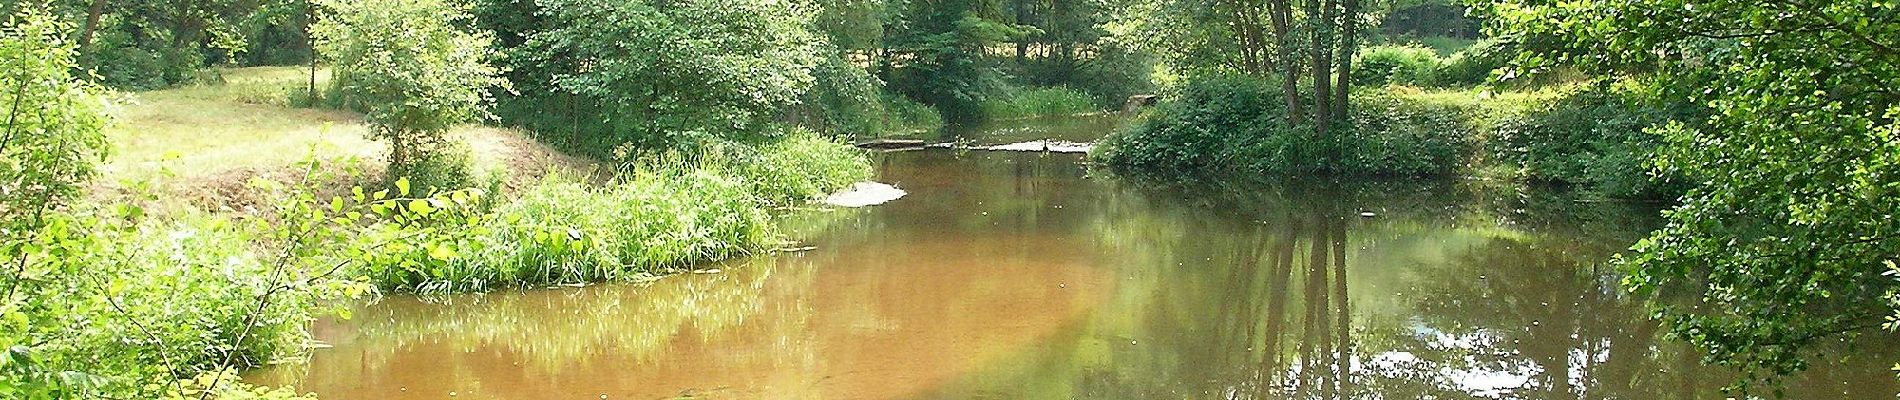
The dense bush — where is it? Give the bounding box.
[1351,41,1509,88]
[1094,75,1281,174]
[1095,75,1467,176]
[2,207,365,398]
[881,92,946,135]
[78,34,200,90]
[6,149,371,399]
[1,13,334,398]
[1484,84,1693,198]
[1096,75,1682,197]
[799,54,943,139]
[1331,91,1475,175]
[352,132,870,293]
[978,86,1102,121]
[401,140,477,195]
[1354,45,1444,87]
[1436,39,1509,87]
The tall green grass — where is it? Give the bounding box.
[979,86,1101,121]
[433,168,773,290]
[719,130,876,203]
[352,131,871,293]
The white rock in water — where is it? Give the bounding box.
[823,182,907,207]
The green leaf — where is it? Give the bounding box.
[409,199,436,216]
[396,177,412,196]
[427,244,457,261]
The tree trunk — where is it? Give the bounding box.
[78,0,107,48]
[1244,1,1270,73]
[1267,0,1303,125]
[1228,0,1259,74]
[306,0,318,101]
[390,134,408,172]
[1333,0,1359,122]
[1307,0,1336,136]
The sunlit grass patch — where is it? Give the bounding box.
[99,66,593,204]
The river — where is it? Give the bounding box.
[248,115,1898,399]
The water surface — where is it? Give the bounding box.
[251,116,1898,399]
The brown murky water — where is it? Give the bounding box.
[250,116,1898,399]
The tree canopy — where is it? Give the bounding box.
[314,0,505,179]
[1491,0,1900,389]
[492,0,822,155]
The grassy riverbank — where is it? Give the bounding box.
[105,67,873,291]
[1092,76,1695,199]
[354,132,869,293]
[7,65,869,399]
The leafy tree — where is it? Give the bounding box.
[0,6,108,236]
[883,0,1030,122]
[1117,0,1372,134]
[1491,0,1900,390]
[819,0,894,52]
[313,0,505,183]
[493,0,822,156]
[60,0,256,88]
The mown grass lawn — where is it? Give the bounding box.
[100,66,592,194]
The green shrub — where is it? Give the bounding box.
[74,23,207,90]
[1436,39,1510,87]
[391,140,476,196]
[719,130,874,204]
[0,8,110,234]
[979,86,1102,121]
[1096,75,1681,194]
[884,91,945,133]
[1484,84,1691,198]
[3,192,368,398]
[493,0,823,156]
[3,13,355,398]
[1333,91,1476,175]
[1095,74,1456,177]
[1094,74,1281,174]
[1354,44,1444,87]
[350,131,870,293]
[799,54,944,139]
